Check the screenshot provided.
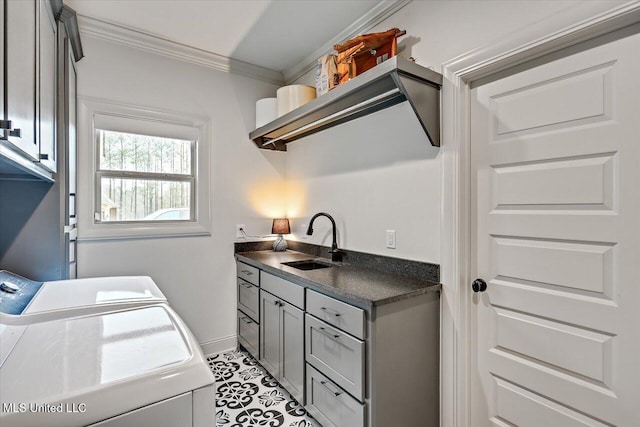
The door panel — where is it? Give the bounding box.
[471,32,640,426]
[38,0,56,171]
[6,0,38,158]
[260,290,280,379]
[0,0,4,127]
[280,301,304,403]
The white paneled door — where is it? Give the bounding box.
[470,31,640,427]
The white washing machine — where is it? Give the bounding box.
[3,272,167,320]
[0,271,215,427]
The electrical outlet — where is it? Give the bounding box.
[236,224,245,238]
[386,230,396,249]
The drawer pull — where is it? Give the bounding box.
[241,270,253,275]
[320,380,342,396]
[318,327,340,339]
[240,317,253,324]
[320,306,341,317]
[241,282,253,288]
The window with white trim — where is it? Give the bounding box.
[96,129,195,222]
[78,98,210,240]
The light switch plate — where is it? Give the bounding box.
[386,230,396,249]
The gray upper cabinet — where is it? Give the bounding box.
[4,0,39,161]
[2,0,60,178]
[38,0,57,172]
[0,1,4,132]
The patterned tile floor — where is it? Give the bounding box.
[208,349,320,427]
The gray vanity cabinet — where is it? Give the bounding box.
[235,255,440,427]
[305,288,440,427]
[259,272,305,404]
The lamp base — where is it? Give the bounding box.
[273,235,287,252]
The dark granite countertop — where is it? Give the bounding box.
[235,250,441,310]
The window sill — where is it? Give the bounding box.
[78,221,211,241]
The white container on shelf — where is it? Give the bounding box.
[255,98,277,128]
[276,85,316,117]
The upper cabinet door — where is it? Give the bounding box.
[5,0,38,160]
[0,0,5,127]
[38,0,57,172]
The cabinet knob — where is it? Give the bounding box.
[472,278,487,293]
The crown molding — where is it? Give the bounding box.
[283,0,413,84]
[443,0,640,82]
[76,14,285,85]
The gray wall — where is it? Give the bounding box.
[0,178,64,281]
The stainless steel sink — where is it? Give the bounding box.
[281,260,333,271]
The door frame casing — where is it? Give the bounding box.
[438,2,640,427]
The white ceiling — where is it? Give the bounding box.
[65,0,382,73]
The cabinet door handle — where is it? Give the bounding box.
[240,317,253,324]
[241,270,253,275]
[320,380,342,396]
[320,307,341,317]
[274,300,283,307]
[318,327,340,339]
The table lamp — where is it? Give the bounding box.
[272,218,290,251]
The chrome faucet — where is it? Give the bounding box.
[306,212,343,262]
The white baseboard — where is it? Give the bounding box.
[200,335,237,357]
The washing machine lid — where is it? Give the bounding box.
[0,304,214,427]
[23,276,166,315]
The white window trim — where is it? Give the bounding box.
[78,97,211,240]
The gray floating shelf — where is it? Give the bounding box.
[250,56,443,151]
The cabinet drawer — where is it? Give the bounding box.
[237,278,259,322]
[237,262,259,286]
[261,272,304,309]
[307,289,365,339]
[237,310,259,359]
[306,364,365,427]
[305,314,365,401]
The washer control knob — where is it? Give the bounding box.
[0,281,20,293]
